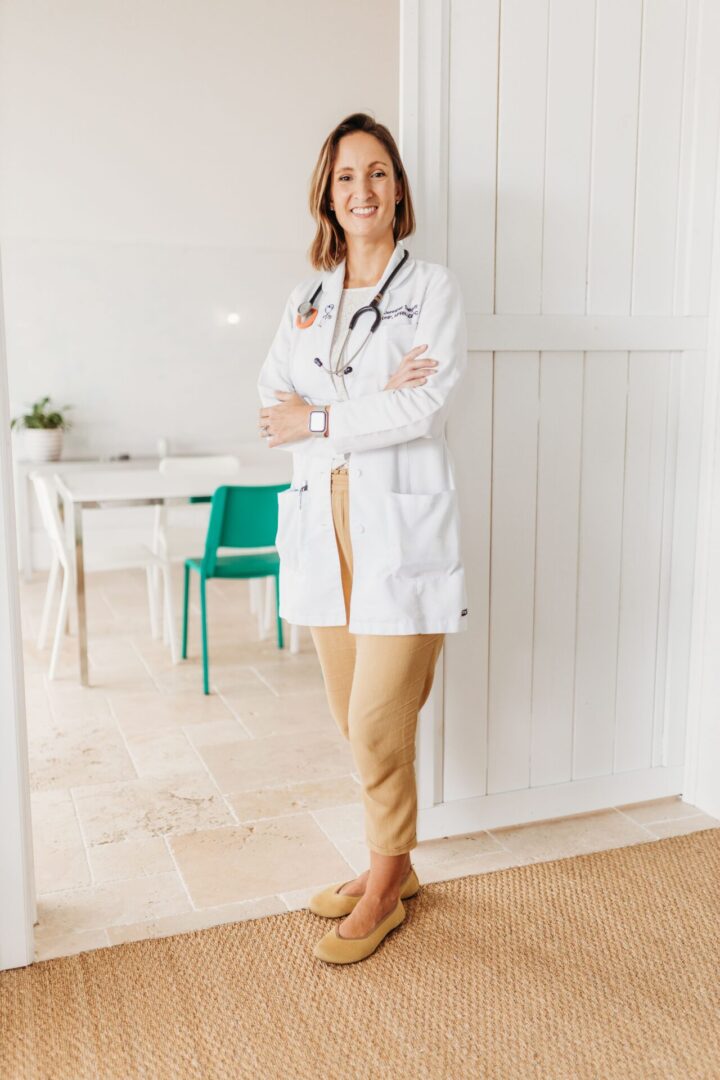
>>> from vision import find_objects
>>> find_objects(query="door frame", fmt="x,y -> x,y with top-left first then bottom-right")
0,247 -> 36,971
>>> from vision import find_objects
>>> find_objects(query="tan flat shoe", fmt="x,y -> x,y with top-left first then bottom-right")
308,866 -> 420,918
313,899 -> 406,965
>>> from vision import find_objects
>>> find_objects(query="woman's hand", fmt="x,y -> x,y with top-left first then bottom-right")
259,391 -> 312,448
384,345 -> 439,391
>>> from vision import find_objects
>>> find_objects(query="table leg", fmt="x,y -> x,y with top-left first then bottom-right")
74,502 -> 89,686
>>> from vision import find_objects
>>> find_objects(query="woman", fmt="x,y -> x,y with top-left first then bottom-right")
257,113 -> 468,964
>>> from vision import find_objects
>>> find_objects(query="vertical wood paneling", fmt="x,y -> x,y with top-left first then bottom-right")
632,0 -> 687,315
684,0 -> 720,315
443,351 -> 493,801
447,0 -> 499,312
495,0 -> 549,313
530,352 -> 583,786
614,353 -> 670,771
572,352 -> 628,779
487,353 -> 539,793
652,352 -> 682,766
662,351 -> 707,766
405,0 -> 720,829
542,0 -> 595,314
586,0 -> 642,314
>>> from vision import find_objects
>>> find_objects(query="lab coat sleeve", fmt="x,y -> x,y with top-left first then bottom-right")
256,287 -> 319,455
324,268 -> 467,454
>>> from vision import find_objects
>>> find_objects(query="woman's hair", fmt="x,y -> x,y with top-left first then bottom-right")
308,112 -> 416,271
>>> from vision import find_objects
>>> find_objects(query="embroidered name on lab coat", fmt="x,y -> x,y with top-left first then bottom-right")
382,303 -> 419,323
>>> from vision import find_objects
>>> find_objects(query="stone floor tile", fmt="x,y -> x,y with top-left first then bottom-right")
87,837 -> 175,883
643,814 -> 720,839
198,729 -> 354,794
108,690 -> 235,737
36,871 -> 192,933
169,816 -> 353,907
34,927 -> 110,962
412,831 -> 505,870
417,850 -> 532,884
72,775 -> 237,845
106,896 -> 287,946
488,808 -> 653,862
28,719 -> 137,792
223,689 -> 335,739
121,729 -> 208,780
229,775 -> 361,822
615,795 -> 703,825
182,717 -> 252,748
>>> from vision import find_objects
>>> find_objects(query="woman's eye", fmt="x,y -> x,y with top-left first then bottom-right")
372,171 -> 386,178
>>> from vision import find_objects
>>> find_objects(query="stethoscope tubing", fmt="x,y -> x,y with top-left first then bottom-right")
301,248 -> 411,393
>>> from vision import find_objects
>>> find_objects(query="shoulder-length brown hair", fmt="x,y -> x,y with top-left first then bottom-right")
308,113 -> 416,272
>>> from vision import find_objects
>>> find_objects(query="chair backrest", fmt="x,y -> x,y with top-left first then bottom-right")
203,484 -> 290,574
31,473 -> 71,570
159,455 -> 240,476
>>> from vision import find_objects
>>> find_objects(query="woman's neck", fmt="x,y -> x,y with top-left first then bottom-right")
343,233 -> 396,289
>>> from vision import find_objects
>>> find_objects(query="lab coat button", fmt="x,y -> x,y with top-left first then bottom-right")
357,524 -> 365,534
355,468 -> 363,478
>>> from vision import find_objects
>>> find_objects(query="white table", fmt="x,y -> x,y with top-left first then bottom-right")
54,465 -> 290,686
14,456 -> 160,580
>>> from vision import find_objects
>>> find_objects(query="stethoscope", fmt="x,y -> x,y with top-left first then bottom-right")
295,248 -> 410,396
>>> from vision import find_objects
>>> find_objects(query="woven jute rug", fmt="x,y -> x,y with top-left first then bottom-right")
2,828 -> 719,1080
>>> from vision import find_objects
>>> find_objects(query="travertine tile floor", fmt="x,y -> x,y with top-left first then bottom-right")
19,568 -> 719,962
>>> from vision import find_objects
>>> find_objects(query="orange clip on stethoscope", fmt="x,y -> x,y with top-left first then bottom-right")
295,249 -> 410,332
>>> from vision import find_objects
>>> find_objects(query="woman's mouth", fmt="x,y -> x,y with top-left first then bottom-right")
350,206 -> 378,217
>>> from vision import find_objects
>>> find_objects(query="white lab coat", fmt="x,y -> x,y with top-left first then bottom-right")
256,240 -> 469,635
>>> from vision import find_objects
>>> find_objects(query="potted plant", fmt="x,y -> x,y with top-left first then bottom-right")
10,396 -> 72,462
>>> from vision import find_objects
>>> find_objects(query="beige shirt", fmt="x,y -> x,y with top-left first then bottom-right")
329,285 -> 376,470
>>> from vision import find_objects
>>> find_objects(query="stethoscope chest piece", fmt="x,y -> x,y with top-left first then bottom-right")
296,283 -> 323,330
296,302 -> 318,330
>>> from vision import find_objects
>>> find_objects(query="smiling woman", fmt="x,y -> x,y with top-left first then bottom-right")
256,112 -> 468,966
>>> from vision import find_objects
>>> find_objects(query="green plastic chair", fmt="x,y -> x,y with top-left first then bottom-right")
181,483 -> 290,694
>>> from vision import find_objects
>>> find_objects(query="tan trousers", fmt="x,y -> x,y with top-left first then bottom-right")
310,468 -> 445,856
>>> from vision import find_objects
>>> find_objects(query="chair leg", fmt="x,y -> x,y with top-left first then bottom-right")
182,564 -> 190,659
146,566 -> 160,638
249,577 -> 260,614
256,582 -> 266,641
38,556 -> 60,649
274,573 -> 284,650
162,562 -> 179,664
200,574 -> 210,694
263,576 -> 275,638
49,567 -> 71,680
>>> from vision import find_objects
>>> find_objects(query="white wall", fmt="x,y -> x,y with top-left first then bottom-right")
0,0 -> 399,457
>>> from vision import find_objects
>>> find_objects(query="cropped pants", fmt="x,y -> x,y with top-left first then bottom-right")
309,467 -> 445,856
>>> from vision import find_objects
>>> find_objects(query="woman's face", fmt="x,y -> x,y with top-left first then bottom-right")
329,132 -> 402,242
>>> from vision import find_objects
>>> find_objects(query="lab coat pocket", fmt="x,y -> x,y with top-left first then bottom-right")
385,490 -> 461,579
275,487 -> 304,571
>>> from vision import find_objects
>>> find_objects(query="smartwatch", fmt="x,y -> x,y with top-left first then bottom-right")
308,407 -> 328,437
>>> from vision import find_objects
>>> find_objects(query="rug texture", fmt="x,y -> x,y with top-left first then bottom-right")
2,828 -> 719,1079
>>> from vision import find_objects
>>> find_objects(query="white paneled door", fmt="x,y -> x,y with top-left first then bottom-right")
402,0 -> 720,838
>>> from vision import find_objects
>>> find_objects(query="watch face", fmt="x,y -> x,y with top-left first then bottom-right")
309,409 -> 326,433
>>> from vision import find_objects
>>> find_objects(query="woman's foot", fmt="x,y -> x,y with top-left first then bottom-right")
337,869 -> 370,896
337,852 -> 409,897
337,890 -> 401,938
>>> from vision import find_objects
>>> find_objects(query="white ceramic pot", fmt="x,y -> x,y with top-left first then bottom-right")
20,428 -> 64,462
